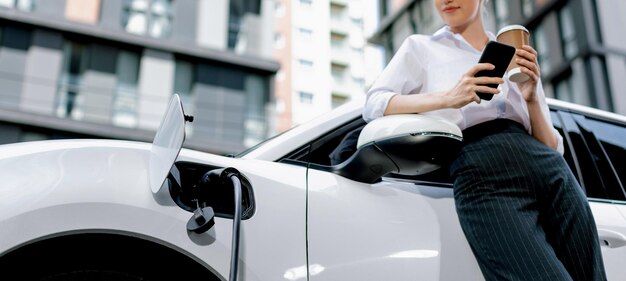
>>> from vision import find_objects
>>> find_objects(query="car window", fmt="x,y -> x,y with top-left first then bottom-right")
280,117 -> 366,166
577,116 -> 626,197
559,112 -> 626,201
551,111 -> 584,186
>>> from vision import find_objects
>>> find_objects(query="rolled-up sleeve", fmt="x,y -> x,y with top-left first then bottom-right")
362,36 -> 424,122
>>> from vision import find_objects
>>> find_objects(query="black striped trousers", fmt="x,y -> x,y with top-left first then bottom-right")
450,119 -> 607,281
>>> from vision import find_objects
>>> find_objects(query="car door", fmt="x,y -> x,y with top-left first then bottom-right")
552,110 -> 626,280
305,169 -> 482,281
284,117 -> 482,281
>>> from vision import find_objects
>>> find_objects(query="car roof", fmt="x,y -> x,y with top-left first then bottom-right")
242,96 -> 626,161
547,98 -> 626,125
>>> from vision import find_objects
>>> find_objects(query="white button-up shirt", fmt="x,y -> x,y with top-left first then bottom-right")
363,26 -> 563,153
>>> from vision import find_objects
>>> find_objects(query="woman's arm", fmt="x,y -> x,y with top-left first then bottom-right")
515,45 -> 559,150
384,63 -> 505,115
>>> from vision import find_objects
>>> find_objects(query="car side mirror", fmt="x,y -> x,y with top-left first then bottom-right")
316,114 -> 463,183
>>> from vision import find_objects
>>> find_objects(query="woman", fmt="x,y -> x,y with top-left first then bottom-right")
362,0 -> 607,280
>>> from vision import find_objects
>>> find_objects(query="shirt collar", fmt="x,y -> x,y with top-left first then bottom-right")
431,25 -> 497,42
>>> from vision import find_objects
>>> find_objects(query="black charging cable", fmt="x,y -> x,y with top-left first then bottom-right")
229,175 -> 242,281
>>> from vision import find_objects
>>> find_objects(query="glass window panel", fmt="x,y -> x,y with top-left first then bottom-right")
125,12 -> 147,35
299,91 -> 313,104
534,24 -> 551,74
573,116 -> 626,200
522,0 -> 534,18
174,60 -> 194,115
151,0 -> 169,15
332,94 -> 348,109
559,5 -> 578,59
113,51 -> 140,128
16,0 -> 33,11
494,0 -> 509,30
584,118 -> 626,191
149,16 -> 171,38
0,0 -> 15,8
57,42 -> 87,119
123,0 -> 171,38
555,77 -> 574,103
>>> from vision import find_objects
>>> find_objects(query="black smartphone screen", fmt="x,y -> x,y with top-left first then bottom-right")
474,41 -> 516,100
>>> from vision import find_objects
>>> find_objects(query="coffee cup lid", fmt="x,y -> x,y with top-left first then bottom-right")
497,25 -> 529,37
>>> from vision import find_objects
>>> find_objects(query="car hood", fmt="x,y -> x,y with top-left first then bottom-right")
0,139 -> 154,218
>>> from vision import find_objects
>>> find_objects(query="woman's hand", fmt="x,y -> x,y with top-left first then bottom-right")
515,45 -> 541,103
443,63 -> 504,108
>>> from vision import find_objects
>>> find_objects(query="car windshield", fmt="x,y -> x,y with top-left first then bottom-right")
234,124 -> 301,158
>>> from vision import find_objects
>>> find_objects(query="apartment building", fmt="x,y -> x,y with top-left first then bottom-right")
0,0 -> 279,155
369,0 -> 626,115
272,0 -> 383,129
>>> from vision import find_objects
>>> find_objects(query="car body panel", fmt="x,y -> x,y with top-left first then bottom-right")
590,201 -> 626,281
1,96 -> 626,280
307,171 -> 482,280
0,139 -> 308,281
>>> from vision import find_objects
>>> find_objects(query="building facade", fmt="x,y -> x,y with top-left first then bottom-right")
370,0 -> 626,116
272,0 -> 383,129
0,0 -> 279,155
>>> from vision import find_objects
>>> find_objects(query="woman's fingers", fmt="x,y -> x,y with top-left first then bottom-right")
516,45 -> 541,80
475,85 -> 500,95
473,76 -> 505,86
468,63 -> 496,76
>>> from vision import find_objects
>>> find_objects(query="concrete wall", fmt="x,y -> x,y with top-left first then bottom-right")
196,0 -> 229,50
171,1 -> 197,44
596,0 -> 626,115
81,44 -> 118,123
137,49 -> 174,130
20,30 -> 64,115
65,0 -> 100,24
0,26 -> 30,109
35,0 -> 66,18
100,0 -> 123,30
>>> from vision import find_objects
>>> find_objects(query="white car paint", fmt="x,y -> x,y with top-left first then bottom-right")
0,95 -> 625,281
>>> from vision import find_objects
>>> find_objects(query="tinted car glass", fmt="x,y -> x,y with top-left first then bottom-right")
579,117 -> 626,197
559,112 -> 626,201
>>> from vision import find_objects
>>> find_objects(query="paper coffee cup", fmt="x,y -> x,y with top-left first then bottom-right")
497,25 -> 530,83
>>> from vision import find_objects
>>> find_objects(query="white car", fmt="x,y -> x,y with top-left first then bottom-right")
1,94 -> 625,281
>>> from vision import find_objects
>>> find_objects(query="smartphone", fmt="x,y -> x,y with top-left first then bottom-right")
474,41 -> 516,100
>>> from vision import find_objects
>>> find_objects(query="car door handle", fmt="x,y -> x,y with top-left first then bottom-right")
598,229 -> 626,248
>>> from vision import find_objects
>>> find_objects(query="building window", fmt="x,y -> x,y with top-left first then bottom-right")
521,0 -> 534,18
417,0 -> 438,35
299,91 -> 314,104
554,61 -> 590,107
274,1 -> 285,17
112,51 -> 140,128
228,0 -> 262,50
122,0 -> 173,38
299,0 -> 312,7
0,0 -> 35,11
352,76 -> 365,88
298,59 -> 313,70
331,33 -> 345,49
172,59 -> 194,133
493,0 -> 509,30
351,17 -> 363,27
331,94 -> 347,109
534,24 -> 551,74
274,32 -> 285,49
298,27 -> 313,36
558,5 -> 578,59
331,65 -> 345,83
57,42 -> 86,119
351,46 -> 364,54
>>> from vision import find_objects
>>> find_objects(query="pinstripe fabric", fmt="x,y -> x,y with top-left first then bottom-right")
450,119 -> 607,281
